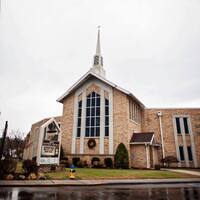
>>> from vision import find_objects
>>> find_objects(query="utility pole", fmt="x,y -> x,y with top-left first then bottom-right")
0,121 -> 8,160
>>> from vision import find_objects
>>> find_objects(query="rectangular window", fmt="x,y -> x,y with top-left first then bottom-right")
129,100 -> 141,123
77,128 -> 81,137
105,127 -> 109,137
187,146 -> 193,161
105,98 -> 109,137
176,118 -> 181,134
77,100 -> 82,137
183,117 -> 189,134
179,146 -> 185,161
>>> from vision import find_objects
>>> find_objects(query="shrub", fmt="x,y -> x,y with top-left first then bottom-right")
91,157 -> 101,168
50,165 -> 56,171
22,160 -> 38,177
114,143 -> 129,169
161,156 -> 178,168
104,158 -> 113,168
59,146 -> 65,161
62,157 -> 68,161
72,157 -> 80,167
77,160 -> 83,168
60,159 -> 70,168
0,159 -> 17,179
154,164 -> 160,170
91,157 -> 100,165
82,160 -> 88,168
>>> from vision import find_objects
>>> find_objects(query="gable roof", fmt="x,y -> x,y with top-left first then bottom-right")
57,70 -> 145,108
130,132 -> 154,144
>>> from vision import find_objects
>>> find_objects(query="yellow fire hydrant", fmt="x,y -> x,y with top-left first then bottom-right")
69,168 -> 76,179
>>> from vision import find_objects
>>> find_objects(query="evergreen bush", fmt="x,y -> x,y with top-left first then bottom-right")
72,157 -> 80,167
114,143 -> 129,169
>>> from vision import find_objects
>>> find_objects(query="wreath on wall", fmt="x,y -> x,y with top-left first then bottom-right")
87,138 -> 96,149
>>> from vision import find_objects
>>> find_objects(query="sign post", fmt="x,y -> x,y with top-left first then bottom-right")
0,121 -> 8,160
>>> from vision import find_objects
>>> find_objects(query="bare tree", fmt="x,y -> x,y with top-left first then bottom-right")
0,130 -> 25,160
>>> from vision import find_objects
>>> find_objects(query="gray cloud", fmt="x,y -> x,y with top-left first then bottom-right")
0,0 -> 200,133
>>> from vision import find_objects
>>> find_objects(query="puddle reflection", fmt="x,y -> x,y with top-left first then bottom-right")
0,185 -> 200,200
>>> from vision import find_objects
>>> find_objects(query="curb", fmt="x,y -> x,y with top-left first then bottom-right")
0,178 -> 200,187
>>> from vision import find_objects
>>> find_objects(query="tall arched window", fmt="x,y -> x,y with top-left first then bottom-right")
85,92 -> 100,137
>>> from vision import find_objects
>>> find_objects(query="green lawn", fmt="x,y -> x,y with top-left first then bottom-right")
45,168 -> 199,180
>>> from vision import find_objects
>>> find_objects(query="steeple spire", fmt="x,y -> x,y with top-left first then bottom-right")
92,26 -> 106,78
96,26 -> 101,55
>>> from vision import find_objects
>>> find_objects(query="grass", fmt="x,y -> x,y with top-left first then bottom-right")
45,168 -> 199,180
15,161 -> 23,173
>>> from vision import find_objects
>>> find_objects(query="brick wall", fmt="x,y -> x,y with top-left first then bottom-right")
143,108 -> 200,167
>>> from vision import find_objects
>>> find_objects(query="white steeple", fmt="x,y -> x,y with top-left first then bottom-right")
91,26 -> 106,78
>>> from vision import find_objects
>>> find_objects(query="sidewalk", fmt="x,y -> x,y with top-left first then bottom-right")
163,169 -> 200,177
0,178 -> 200,187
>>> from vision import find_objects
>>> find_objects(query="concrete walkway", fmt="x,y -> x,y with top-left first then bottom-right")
163,169 -> 200,177
0,178 -> 200,187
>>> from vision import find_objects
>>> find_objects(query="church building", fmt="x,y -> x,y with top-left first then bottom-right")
23,29 -> 200,168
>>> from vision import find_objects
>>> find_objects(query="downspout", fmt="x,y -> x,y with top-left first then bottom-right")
157,111 -> 165,159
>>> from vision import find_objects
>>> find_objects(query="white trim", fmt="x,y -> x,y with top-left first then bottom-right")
172,116 -> 181,167
36,118 -> 62,166
130,142 -> 151,145
71,95 -> 78,154
158,112 -> 165,159
145,144 -> 150,168
129,119 -> 141,125
80,91 -> 86,154
57,70 -> 144,108
187,117 -> 198,167
99,89 -> 105,154
73,79 -> 113,154
150,134 -> 155,145
109,90 -> 114,155
180,117 -> 190,167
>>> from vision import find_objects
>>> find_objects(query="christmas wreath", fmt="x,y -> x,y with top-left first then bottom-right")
87,138 -> 96,148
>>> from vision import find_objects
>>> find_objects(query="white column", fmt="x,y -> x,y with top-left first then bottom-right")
172,117 -> 181,167
80,91 -> 86,154
180,118 -> 189,167
109,91 -> 113,155
100,89 -> 105,154
187,117 -> 198,168
71,95 -> 78,154
145,144 -> 150,168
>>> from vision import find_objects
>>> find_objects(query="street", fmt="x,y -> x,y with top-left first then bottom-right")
0,183 -> 200,200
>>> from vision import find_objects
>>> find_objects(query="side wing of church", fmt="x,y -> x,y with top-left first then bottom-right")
23,29 -> 200,168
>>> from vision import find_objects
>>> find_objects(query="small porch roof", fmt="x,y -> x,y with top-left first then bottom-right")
130,132 -> 154,145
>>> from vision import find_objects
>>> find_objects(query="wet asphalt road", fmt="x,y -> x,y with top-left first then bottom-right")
0,183 -> 200,200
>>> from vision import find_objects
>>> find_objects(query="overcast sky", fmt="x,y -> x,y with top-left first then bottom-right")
0,0 -> 200,134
